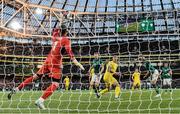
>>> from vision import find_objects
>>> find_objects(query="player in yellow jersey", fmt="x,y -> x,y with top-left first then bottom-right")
63,76 -> 70,91
131,68 -> 141,90
99,55 -> 121,99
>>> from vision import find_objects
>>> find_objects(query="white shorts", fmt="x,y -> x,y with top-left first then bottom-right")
91,74 -> 100,84
163,78 -> 172,86
151,69 -> 159,82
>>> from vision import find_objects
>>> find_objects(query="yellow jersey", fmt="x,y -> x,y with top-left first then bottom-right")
64,77 -> 70,84
106,61 -> 118,74
132,72 -> 140,82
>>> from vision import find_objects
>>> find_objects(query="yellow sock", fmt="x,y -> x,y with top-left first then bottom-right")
132,86 -> 134,90
100,88 -> 109,95
115,86 -> 120,97
66,86 -> 69,91
89,86 -> 93,95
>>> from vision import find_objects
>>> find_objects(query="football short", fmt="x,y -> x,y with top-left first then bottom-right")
163,78 -> 172,86
151,69 -> 159,82
65,82 -> 70,86
103,72 -> 118,87
37,61 -> 62,80
91,74 -> 100,84
133,81 -> 141,87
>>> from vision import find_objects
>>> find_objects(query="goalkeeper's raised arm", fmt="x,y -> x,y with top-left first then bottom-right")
61,25 -> 84,71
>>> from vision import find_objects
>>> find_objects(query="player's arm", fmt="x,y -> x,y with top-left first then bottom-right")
169,69 -> 173,76
143,71 -> 149,78
72,58 -> 84,70
89,74 -> 91,82
159,69 -> 162,75
88,67 -> 92,81
132,73 -> 134,81
64,38 -> 85,70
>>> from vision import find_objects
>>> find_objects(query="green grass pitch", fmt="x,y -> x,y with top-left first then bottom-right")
0,89 -> 180,113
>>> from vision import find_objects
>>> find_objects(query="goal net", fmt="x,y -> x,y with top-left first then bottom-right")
0,2 -> 180,114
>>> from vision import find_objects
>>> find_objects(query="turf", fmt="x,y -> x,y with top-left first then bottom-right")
0,89 -> 180,113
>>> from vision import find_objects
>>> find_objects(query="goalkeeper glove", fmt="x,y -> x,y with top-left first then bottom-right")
72,59 -> 85,71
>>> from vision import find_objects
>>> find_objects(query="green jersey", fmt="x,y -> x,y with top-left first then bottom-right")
92,58 -> 103,74
161,67 -> 171,79
144,61 -> 156,73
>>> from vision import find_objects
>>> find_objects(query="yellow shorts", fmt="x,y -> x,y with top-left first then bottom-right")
133,81 -> 141,87
65,83 -> 70,87
103,72 -> 118,87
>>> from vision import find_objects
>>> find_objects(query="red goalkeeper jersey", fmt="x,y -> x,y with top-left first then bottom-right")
45,36 -> 74,68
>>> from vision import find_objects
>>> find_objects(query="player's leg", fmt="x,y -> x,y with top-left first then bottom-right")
132,82 -> 137,90
151,80 -> 160,95
18,64 -> 49,90
90,75 -> 95,95
132,81 -> 141,90
163,79 -> 168,93
7,65 -> 48,100
7,74 -> 40,100
65,83 -> 69,91
151,70 -> 160,97
99,74 -> 110,96
167,78 -> 172,93
137,82 -> 141,90
36,81 -> 59,109
35,68 -> 61,109
17,74 -> 40,90
111,77 -> 121,98
100,82 -> 110,95
93,75 -> 100,96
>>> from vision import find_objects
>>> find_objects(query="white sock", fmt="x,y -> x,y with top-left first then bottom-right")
15,87 -> 19,92
39,97 -> 44,102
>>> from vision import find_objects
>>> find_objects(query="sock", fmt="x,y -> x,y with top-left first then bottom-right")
89,85 -> 93,94
38,97 -> 45,102
100,88 -> 109,95
164,85 -> 168,92
168,85 -> 172,92
155,84 -> 160,94
93,84 -> 99,94
115,86 -> 121,97
66,86 -> 68,90
65,85 -> 69,91
169,89 -> 172,92
41,83 -> 58,100
132,85 -> 134,90
18,76 -> 34,90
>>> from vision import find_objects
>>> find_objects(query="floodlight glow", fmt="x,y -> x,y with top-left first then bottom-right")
35,8 -> 43,15
10,20 -> 22,30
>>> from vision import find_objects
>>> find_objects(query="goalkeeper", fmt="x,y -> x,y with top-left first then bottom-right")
7,25 -> 85,109
89,52 -> 104,97
160,62 -> 172,94
99,55 -> 121,99
140,55 -> 161,97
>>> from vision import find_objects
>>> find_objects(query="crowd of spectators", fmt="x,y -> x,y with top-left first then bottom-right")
0,39 -> 179,56
0,39 -> 179,91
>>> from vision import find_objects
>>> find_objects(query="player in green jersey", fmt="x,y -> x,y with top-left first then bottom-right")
139,55 -> 161,97
89,52 -> 104,97
160,62 -> 172,94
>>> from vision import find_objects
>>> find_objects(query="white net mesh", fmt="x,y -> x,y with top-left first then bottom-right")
0,2 -> 180,113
